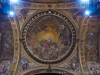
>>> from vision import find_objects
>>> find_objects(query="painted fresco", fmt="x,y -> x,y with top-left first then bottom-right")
0,60 -> 11,75
0,16 -> 13,59
70,9 -> 83,29
2,31 -> 13,49
19,59 -> 29,70
86,32 -> 96,49
0,15 -> 14,59
20,9 -> 28,20
26,15 -> 72,60
66,58 -> 79,71
69,58 -> 79,71
88,61 -> 100,75
18,50 -> 39,72
60,52 -> 80,72
0,15 -> 13,75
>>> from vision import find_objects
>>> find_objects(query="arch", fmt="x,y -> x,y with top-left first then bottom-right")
8,16 -> 20,75
17,67 -> 76,75
79,16 -> 90,74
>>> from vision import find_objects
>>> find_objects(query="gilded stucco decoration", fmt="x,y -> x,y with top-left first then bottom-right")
2,0 -> 99,74
79,15 -> 100,75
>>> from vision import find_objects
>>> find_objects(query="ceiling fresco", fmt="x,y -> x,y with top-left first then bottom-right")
0,15 -> 14,59
22,11 -> 77,64
26,15 -> 72,60
0,0 -> 100,74
86,32 -> 97,50
0,15 -> 14,75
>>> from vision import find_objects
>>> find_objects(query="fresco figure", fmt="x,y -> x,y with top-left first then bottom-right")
26,15 -> 72,60
88,61 -> 100,75
69,59 -> 79,71
21,59 -> 29,70
2,32 -> 13,49
86,32 -> 96,49
0,60 -> 10,75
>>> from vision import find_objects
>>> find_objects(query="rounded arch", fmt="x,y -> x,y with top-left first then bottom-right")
17,67 -> 77,75
79,16 -> 90,74
8,15 -> 20,75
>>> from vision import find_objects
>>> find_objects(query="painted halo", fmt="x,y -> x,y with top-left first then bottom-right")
22,11 -> 76,64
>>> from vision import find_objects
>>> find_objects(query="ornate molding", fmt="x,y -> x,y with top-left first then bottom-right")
79,16 -> 90,75
14,1 -> 85,10
21,10 -> 77,65
17,67 -> 76,75
8,16 -> 20,75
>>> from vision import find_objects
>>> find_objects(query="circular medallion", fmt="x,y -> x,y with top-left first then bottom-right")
22,11 -> 76,64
